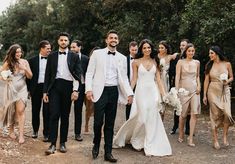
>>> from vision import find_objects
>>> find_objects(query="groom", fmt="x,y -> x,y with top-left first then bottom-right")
86,30 -> 133,163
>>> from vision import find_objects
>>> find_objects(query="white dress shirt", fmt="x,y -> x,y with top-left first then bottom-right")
104,51 -> 118,86
38,54 -> 47,83
56,49 -> 73,81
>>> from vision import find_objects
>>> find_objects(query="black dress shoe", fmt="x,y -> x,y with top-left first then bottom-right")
32,132 -> 38,138
92,145 -> 99,159
43,136 -> 50,142
169,129 -> 176,135
104,153 -> 117,163
75,134 -> 83,141
59,143 -> 67,153
45,145 -> 56,155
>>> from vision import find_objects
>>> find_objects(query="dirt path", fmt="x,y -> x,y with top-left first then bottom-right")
1,101 -> 235,164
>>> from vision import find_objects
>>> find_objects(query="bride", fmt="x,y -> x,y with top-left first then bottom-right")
113,39 -> 172,156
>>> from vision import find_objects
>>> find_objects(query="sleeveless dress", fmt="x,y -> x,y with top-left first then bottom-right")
159,57 -> 170,92
178,60 -> 201,117
0,70 -> 28,128
113,64 -> 172,156
207,63 -> 233,128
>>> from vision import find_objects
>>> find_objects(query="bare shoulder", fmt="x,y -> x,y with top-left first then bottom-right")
19,59 -> 29,64
177,59 -> 183,65
193,59 -> 200,65
1,62 -> 9,71
225,61 -> 232,68
133,59 -> 140,67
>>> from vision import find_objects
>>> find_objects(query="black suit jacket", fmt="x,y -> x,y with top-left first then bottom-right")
127,55 -> 131,81
27,55 -> 40,95
169,53 -> 180,88
80,54 -> 89,79
43,51 -> 82,94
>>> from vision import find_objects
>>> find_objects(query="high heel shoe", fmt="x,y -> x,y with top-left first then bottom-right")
178,138 -> 183,143
213,142 -> 220,150
187,137 -> 195,147
224,141 -> 229,147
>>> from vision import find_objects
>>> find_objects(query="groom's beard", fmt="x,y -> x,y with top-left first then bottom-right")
108,42 -> 118,48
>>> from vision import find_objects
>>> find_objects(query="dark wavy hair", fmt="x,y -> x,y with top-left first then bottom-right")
181,43 -> 195,59
205,45 -> 227,74
3,44 -> 22,73
136,39 -> 159,68
158,40 -> 172,54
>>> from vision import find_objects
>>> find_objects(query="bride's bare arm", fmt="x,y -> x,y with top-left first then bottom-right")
130,60 -> 138,90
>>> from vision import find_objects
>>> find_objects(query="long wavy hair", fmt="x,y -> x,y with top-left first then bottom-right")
3,44 -> 22,73
205,45 -> 227,74
136,39 -> 159,68
158,40 -> 172,55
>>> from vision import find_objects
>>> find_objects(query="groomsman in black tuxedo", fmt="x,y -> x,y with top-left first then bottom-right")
27,40 -> 51,141
169,39 -> 190,135
70,40 -> 89,141
126,41 -> 138,120
43,32 -> 82,155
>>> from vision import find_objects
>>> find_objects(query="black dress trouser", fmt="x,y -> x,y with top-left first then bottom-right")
48,79 -> 73,145
31,83 -> 50,137
93,86 -> 118,154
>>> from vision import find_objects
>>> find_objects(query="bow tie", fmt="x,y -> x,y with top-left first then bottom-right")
59,51 -> 66,55
108,51 -> 116,56
130,57 -> 134,60
41,56 -> 47,59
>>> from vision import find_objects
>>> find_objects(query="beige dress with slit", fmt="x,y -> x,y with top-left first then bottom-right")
178,60 -> 201,117
207,63 -> 233,129
0,70 -> 28,128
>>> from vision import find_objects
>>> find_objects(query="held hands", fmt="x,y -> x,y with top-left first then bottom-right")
127,95 -> 133,105
71,91 -> 79,101
86,91 -> 94,101
43,93 -> 49,103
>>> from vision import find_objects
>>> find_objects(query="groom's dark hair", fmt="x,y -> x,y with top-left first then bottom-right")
106,30 -> 118,38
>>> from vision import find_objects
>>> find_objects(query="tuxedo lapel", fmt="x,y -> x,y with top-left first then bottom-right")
53,52 -> 59,73
35,56 -> 40,76
127,55 -> 130,80
67,51 -> 72,68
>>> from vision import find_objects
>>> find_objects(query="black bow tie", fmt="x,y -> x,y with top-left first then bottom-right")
108,51 -> 116,56
130,57 -> 134,60
59,51 -> 66,55
41,56 -> 47,59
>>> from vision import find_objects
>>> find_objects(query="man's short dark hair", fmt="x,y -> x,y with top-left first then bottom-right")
57,32 -> 70,40
129,41 -> 138,48
106,29 -> 118,38
39,40 -> 50,49
180,39 -> 190,43
71,40 -> 82,47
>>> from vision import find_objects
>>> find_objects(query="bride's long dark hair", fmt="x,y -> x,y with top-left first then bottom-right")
136,39 -> 159,68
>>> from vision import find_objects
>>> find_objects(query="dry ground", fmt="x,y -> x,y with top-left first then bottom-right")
0,101 -> 235,164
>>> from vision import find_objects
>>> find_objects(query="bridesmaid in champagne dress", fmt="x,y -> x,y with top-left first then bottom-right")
203,45 -> 233,149
157,40 -> 176,120
0,44 -> 32,143
175,43 -> 201,147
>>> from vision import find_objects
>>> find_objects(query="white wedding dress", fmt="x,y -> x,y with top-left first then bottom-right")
113,64 -> 172,156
